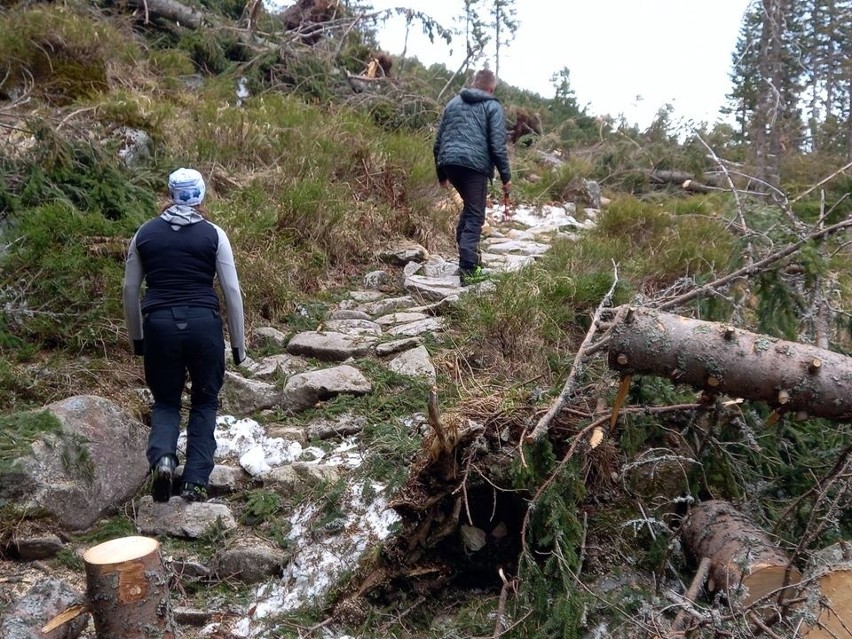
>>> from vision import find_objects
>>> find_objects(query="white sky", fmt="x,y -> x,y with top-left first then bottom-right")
367,0 -> 752,128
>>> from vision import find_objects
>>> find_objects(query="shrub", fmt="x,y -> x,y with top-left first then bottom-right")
0,202 -> 139,351
0,5 -> 137,104
1,121 -> 156,219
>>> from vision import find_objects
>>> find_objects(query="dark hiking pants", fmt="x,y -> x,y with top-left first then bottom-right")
143,306 -> 224,487
444,165 -> 489,273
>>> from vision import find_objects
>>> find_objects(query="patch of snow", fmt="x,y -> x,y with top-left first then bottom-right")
178,415 -> 315,476
231,481 -> 400,637
488,202 -> 583,230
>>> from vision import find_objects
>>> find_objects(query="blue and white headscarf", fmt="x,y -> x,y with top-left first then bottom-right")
168,168 -> 206,206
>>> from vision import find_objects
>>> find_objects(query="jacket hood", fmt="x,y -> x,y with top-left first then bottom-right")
460,88 -> 498,104
161,205 -> 205,228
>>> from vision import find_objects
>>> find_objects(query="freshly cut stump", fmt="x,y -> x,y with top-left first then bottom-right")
800,541 -> 852,638
83,536 -> 175,639
680,500 -> 801,608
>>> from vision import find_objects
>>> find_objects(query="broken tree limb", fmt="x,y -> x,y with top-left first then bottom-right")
671,556 -> 712,632
526,264 -> 619,442
82,536 -> 175,639
680,500 -> 801,608
607,307 -> 852,421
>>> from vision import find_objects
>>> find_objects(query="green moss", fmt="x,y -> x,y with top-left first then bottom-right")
0,410 -> 62,472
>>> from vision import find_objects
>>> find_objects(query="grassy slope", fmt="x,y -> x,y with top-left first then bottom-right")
1,2 -> 851,637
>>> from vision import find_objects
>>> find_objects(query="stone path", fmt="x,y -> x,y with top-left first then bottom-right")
3,201 -> 599,639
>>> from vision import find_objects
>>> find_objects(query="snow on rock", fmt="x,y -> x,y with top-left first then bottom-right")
487,202 -> 583,230
231,481 -> 400,638
179,416 -> 309,477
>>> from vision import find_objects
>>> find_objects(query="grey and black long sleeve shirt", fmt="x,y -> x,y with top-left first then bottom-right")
122,205 -> 246,362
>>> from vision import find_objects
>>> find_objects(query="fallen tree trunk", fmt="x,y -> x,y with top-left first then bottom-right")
607,307 -> 852,421
796,541 -> 852,638
131,0 -> 205,28
646,170 -> 723,188
83,536 -> 175,639
680,500 -> 800,608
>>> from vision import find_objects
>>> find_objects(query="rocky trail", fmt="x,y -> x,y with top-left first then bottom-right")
0,200 -> 599,639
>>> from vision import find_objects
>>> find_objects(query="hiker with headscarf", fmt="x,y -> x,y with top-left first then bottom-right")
434,68 -> 512,286
123,168 -> 246,503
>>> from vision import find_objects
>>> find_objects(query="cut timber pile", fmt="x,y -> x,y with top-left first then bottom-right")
798,541 -> 852,638
680,500 -> 800,608
83,536 -> 175,639
608,307 -> 852,420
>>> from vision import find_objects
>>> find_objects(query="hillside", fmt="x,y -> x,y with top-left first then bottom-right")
1,1 -> 851,638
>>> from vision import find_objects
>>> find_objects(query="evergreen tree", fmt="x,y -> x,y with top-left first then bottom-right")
489,0 -> 517,79
727,0 -> 851,164
456,0 -> 490,74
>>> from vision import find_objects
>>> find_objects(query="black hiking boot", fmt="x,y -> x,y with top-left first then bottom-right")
179,482 -> 208,503
151,455 -> 177,503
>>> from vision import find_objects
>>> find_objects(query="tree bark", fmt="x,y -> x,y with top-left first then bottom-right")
797,541 -> 852,638
131,0 -> 205,28
607,307 -> 852,421
82,536 -> 175,639
680,500 -> 800,607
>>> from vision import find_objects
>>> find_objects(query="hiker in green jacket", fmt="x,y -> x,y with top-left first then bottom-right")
434,68 -> 512,286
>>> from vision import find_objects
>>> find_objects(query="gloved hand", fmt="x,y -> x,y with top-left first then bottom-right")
133,339 -> 144,356
232,347 -> 246,365
502,181 -> 512,196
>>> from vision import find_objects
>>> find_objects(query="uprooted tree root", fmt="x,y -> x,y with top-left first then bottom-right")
335,390 -> 534,619
332,383 -> 632,630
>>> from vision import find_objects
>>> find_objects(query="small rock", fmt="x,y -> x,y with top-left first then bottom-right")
364,270 -> 392,290
403,261 -> 423,277
322,319 -> 383,337
170,559 -> 211,580
173,607 -> 215,626
136,496 -> 238,539
349,290 -> 384,303
328,309 -> 372,321
212,539 -> 286,584
379,242 -> 429,265
286,331 -> 377,362
376,337 -> 422,357
265,424 -> 309,445
387,346 -> 436,384
281,365 -> 372,412
459,524 -> 487,551
13,534 -> 63,560
387,317 -> 445,338
252,326 -> 288,347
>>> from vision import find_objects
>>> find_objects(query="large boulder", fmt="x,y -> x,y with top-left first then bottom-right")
1,395 -> 148,530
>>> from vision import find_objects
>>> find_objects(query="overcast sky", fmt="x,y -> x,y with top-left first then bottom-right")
367,0 -> 752,128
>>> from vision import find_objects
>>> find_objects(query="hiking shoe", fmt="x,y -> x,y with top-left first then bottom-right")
151,455 -> 177,503
460,265 -> 488,287
179,482 -> 208,503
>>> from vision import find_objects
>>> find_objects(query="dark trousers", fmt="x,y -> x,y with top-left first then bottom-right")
143,306 -> 224,487
443,165 -> 489,272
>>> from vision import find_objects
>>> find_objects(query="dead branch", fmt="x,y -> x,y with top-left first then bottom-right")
526,262 -> 619,442
671,556 -> 711,632
656,215 -> 852,311
696,134 -> 753,265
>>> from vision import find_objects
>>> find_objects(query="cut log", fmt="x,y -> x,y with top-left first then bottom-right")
82,536 -> 175,639
798,541 -> 852,638
680,500 -> 800,608
607,307 -> 852,421
131,0 -> 205,28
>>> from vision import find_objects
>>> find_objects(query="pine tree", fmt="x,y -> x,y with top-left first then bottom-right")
489,0 -> 517,79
